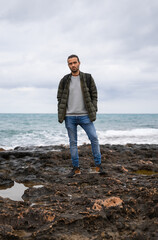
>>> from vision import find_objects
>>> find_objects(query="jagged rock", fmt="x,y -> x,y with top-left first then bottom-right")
0,144 -> 158,239
92,197 -> 123,211
0,148 -> 5,152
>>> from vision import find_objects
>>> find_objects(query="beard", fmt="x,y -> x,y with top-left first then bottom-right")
71,67 -> 78,73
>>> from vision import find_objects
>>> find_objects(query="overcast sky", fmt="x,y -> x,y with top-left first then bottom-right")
0,0 -> 158,113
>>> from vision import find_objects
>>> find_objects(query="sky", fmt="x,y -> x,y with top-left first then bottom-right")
0,0 -> 158,114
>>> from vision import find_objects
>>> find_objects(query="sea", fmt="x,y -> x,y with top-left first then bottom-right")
0,113 -> 158,150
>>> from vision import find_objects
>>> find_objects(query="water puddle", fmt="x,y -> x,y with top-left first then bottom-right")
0,182 -> 28,201
24,183 -> 44,188
30,201 -> 49,207
0,182 -> 44,201
133,170 -> 158,175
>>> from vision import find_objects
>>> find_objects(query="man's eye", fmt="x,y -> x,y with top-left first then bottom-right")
69,61 -> 77,65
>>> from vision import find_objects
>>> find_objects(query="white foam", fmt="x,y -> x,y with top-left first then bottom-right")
97,128 -> 158,144
1,128 -> 158,149
105,128 -> 158,137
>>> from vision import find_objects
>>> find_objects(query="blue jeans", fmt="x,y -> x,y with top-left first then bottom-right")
65,115 -> 101,167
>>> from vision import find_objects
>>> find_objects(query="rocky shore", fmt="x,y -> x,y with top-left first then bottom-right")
0,144 -> 158,240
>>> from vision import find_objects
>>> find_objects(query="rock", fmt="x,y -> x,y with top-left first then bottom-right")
0,148 -> 5,152
0,144 -> 158,239
0,175 -> 14,188
0,224 -> 13,235
92,197 -> 123,211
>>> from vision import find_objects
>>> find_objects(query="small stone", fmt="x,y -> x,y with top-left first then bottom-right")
101,231 -> 106,238
0,148 -> 5,151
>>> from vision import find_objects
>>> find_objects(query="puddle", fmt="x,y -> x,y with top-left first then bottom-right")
132,178 -> 137,181
30,201 -> 49,207
0,182 -> 44,201
133,170 -> 158,175
24,183 -> 44,188
0,182 -> 28,201
68,194 -> 72,199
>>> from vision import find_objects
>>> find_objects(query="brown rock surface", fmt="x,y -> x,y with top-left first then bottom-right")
0,148 -> 5,152
92,197 -> 123,211
0,144 -> 158,239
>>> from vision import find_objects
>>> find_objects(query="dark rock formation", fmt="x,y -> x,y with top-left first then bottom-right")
0,144 -> 158,239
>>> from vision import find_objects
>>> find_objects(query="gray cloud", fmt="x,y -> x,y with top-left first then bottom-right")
0,0 -> 158,113
0,0 -> 65,22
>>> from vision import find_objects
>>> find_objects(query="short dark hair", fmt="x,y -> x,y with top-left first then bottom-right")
67,54 -> 80,62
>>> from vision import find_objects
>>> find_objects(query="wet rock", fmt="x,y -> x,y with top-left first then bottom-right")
0,224 -> 13,235
0,144 -> 158,239
0,175 -> 14,188
0,148 -> 5,152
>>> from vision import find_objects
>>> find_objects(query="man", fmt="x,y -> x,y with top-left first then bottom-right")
57,54 -> 105,177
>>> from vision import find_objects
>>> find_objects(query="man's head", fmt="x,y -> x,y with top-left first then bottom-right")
67,54 -> 80,76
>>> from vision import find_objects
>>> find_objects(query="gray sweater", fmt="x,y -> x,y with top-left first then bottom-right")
66,75 -> 88,116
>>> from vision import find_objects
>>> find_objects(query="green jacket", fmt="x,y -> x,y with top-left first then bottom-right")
57,71 -> 98,123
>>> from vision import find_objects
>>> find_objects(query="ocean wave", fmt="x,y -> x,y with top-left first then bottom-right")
0,130 -> 68,150
97,128 -> 158,145
0,128 -> 158,150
